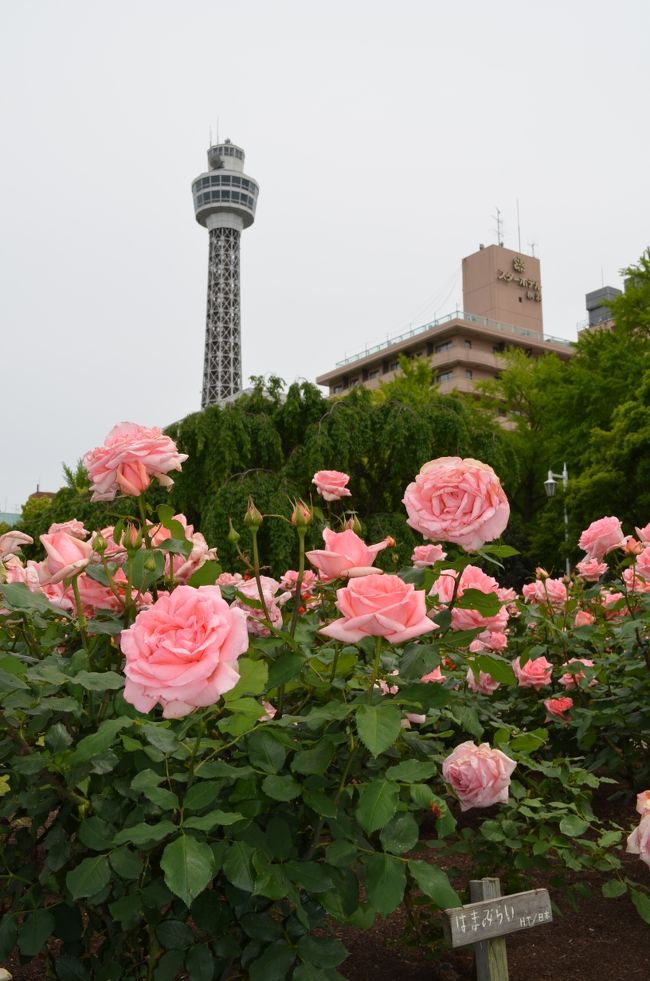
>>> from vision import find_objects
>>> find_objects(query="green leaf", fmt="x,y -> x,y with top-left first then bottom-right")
249,941 -> 296,981
156,919 -> 194,950
408,860 -> 460,908
559,815 -> 590,837
141,723 -> 180,754
188,560 -> 222,587
227,657 -> 268,697
296,935 -> 348,969
109,846 -> 143,880
449,704 -> 484,740
183,780 -> 221,811
356,780 -> 399,834
630,888 -> 650,924
184,810 -> 244,830
247,729 -> 287,774
223,841 -> 256,892
386,760 -> 436,782
602,880 -> 627,898
291,740 -> 335,776
154,950 -> 185,981
131,768 -> 164,791
66,855 -> 111,900
364,854 -> 406,915
0,581 -> 58,613
54,954 -> 90,981
262,774 -> 302,801
160,835 -> 215,907
68,717 -> 132,764
476,654 -> 516,686
113,820 -> 177,847
185,943 -> 215,981
0,914 -> 18,960
18,909 -> 55,956
267,652 -> 304,688
455,588 -> 502,615
379,813 -> 420,855
71,671 -> 124,691
356,704 -> 402,757
108,894 -> 142,926
45,722 -> 73,754
78,817 -> 114,852
144,786 -> 180,809
285,861 -> 334,893
302,789 -> 338,818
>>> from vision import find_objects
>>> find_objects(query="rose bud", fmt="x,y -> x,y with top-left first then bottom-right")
291,500 -> 312,527
244,498 -> 263,529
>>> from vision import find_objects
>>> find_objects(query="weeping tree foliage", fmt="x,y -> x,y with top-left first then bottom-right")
165,370 -> 516,575
16,368 -> 517,577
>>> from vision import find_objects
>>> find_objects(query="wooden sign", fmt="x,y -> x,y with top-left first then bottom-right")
443,878 -> 553,981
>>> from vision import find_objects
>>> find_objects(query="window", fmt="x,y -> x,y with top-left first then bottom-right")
333,384 -> 343,394
464,339 -> 472,349
437,370 -> 453,383
465,369 -> 473,379
435,341 -> 452,353
369,369 -> 380,379
493,342 -> 505,354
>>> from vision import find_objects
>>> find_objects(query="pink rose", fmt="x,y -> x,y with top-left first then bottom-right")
319,573 -> 437,645
512,655 -> 553,688
602,590 -> 628,619
558,658 -> 596,688
279,569 -> 318,596
150,514 -> 217,583
306,528 -> 389,581
466,668 -> 500,695
544,696 -> 573,721
83,421 -> 188,502
4,557 -> 42,592
469,630 -> 508,653
120,584 -> 248,718
636,791 -> 650,817
403,457 -> 509,551
442,740 -> 516,811
575,557 -> 608,582
232,576 -> 287,637
421,666 -> 445,684
0,531 -> 33,561
522,578 -> 567,609
578,516 -> 624,560
636,549 -> 650,579
39,530 -> 93,584
430,565 -> 508,634
635,523 -> 650,544
627,815 -> 650,868
574,610 -> 595,627
216,572 -> 244,588
411,544 -> 447,567
259,701 -> 277,722
47,520 -> 89,539
312,470 -> 352,502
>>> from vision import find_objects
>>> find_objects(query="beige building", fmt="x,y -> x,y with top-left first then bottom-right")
316,245 -> 574,396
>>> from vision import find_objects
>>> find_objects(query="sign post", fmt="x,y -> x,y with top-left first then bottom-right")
443,877 -> 553,981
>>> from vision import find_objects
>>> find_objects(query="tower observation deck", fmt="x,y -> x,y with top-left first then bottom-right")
192,140 -> 259,406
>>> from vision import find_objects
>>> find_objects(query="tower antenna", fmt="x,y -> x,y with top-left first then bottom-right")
493,207 -> 504,247
528,241 -> 537,257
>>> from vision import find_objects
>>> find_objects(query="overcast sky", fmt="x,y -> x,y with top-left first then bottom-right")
2,0 -> 649,512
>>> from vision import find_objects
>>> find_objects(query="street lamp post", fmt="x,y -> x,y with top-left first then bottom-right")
544,463 -> 570,576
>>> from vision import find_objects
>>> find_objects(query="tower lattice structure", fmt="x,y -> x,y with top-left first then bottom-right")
192,140 -> 259,407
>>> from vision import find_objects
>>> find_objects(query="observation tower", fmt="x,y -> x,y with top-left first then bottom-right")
191,140 -> 259,406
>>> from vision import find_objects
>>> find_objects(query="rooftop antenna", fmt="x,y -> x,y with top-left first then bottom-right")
528,241 -> 537,257
209,124 -> 212,147
493,207 -> 504,246
216,116 -> 220,146
516,198 -> 522,253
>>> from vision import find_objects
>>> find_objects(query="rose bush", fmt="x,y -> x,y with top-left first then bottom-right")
1,442 -> 649,980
